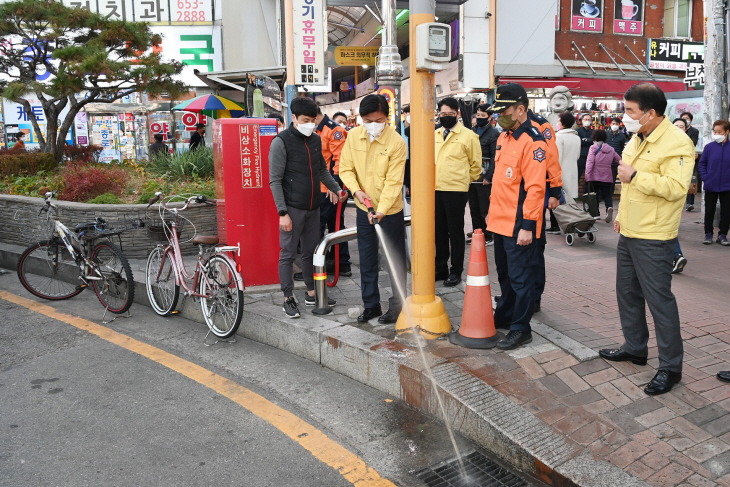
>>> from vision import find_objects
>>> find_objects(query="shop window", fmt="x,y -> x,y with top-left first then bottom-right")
664,0 -> 692,39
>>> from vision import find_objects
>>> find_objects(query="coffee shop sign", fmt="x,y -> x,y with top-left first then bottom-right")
571,0 -> 644,35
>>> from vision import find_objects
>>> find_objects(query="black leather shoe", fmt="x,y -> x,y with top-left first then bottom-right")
378,309 -> 400,324
494,295 -> 501,303
444,274 -> 462,287
598,348 -> 648,366
435,271 -> 449,281
718,371 -> 730,383
339,264 -> 352,277
497,330 -> 532,350
358,305 -> 383,322
293,272 -> 304,281
533,300 -> 541,313
644,370 -> 682,395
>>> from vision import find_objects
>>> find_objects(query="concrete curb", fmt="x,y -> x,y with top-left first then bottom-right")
0,245 -> 646,487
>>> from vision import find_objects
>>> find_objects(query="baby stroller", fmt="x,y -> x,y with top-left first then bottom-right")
552,191 -> 598,246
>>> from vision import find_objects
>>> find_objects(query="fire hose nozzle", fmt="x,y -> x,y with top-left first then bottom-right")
363,197 -> 379,224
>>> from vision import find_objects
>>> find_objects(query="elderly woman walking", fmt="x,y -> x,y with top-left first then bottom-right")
585,129 -> 621,223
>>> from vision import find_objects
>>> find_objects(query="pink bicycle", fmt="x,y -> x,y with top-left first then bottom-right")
144,193 -> 244,340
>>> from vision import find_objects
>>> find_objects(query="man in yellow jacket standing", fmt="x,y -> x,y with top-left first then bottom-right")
434,97 -> 482,287
599,83 -> 695,396
339,94 -> 408,324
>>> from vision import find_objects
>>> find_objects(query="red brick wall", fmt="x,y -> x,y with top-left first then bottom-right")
556,0 -> 704,69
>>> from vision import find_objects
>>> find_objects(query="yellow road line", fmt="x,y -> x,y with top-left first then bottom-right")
0,290 -> 396,487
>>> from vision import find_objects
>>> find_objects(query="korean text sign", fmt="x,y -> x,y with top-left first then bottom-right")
613,0 -> 643,36
647,39 -> 704,71
240,124 -> 262,189
293,0 -> 326,85
571,0 -> 603,33
60,0 -> 212,25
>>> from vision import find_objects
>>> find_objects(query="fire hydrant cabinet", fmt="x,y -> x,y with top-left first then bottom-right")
214,118 -> 280,286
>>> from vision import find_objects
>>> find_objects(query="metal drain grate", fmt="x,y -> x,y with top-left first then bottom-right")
416,451 -> 529,487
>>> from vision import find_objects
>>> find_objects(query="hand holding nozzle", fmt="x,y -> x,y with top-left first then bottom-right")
364,197 -> 380,225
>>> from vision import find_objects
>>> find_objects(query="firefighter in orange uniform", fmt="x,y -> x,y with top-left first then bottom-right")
487,83 -> 548,350
528,109 -> 563,313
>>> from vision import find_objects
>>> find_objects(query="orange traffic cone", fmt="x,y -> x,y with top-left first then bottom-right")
449,229 -> 502,349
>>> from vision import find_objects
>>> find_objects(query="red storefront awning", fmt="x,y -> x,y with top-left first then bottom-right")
498,77 -> 691,98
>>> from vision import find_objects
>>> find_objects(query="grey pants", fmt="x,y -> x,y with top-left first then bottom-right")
616,235 -> 683,373
279,205 -> 320,297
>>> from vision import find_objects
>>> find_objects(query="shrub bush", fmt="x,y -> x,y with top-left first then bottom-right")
0,151 -> 58,176
87,193 -> 122,204
64,144 -> 103,163
59,161 -> 130,202
0,171 -> 64,197
146,146 -> 214,179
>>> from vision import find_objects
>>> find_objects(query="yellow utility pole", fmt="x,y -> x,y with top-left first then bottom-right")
396,0 -> 451,339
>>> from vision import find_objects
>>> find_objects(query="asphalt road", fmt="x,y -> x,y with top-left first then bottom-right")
0,269 -> 534,487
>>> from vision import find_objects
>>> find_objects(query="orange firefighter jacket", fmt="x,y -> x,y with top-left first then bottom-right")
318,115 -> 347,192
528,110 -> 563,198
486,120 -> 549,238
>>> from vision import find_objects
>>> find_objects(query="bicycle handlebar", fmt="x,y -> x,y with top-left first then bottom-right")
148,193 -> 216,212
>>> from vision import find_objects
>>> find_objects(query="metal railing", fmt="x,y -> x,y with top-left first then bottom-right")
311,216 -> 411,315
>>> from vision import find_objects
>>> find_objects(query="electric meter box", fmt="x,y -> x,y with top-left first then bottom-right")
213,118 -> 280,286
415,23 -> 451,72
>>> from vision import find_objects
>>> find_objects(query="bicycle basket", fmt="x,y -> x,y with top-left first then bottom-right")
145,210 -> 185,242
14,206 -> 58,244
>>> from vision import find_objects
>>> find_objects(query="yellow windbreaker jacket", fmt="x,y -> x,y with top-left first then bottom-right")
339,125 -> 407,216
435,123 -> 482,192
617,117 -> 695,240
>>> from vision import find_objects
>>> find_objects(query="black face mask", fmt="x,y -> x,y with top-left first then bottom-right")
440,116 -> 457,129
476,118 -> 490,127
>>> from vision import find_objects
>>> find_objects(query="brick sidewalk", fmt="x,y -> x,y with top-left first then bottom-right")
248,204 -> 730,487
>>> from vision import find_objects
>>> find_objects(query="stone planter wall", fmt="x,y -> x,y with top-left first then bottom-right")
0,194 -> 218,258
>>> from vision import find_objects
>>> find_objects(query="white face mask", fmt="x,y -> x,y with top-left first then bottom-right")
611,124 -> 619,132
622,111 -> 649,133
364,122 -> 385,139
339,123 -> 347,130
406,115 -> 411,124
712,133 -> 727,143
295,122 -> 316,137
582,121 -> 591,128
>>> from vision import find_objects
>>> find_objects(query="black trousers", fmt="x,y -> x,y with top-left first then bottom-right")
590,181 -> 614,210
319,190 -> 351,265
493,234 -> 540,332
356,208 -> 406,311
705,191 -> 730,235
468,183 -> 492,240
435,190 -> 469,276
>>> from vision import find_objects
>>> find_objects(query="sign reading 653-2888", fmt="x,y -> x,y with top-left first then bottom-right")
172,0 -> 213,24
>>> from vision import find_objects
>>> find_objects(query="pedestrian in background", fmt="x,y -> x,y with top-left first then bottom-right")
681,112 -> 700,212
434,97 -> 482,287
148,133 -> 167,158
269,97 -> 346,319
189,123 -> 206,151
699,119 -> 730,246
600,83 -> 695,396
9,132 -> 26,152
339,94 -> 408,325
269,113 -> 285,132
606,117 -> 627,156
549,112 -> 580,234
469,103 -> 499,245
576,113 -> 595,195
585,129 -> 620,223
487,83 -> 548,351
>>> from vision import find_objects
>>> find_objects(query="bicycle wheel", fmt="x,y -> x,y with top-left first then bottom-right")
17,239 -> 85,300
91,241 -> 134,314
145,246 -> 179,316
199,255 -> 243,338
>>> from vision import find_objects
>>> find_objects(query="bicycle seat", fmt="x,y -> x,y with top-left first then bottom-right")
192,235 -> 219,245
